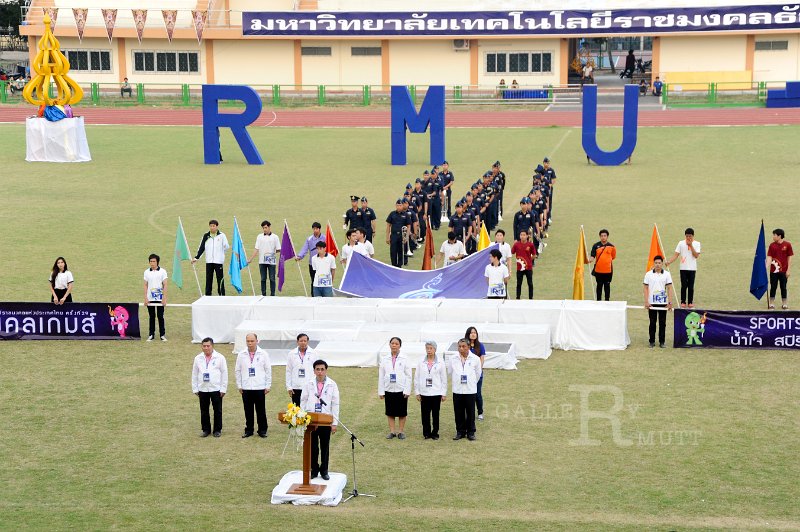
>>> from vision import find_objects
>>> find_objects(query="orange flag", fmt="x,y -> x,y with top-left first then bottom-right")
325,222 -> 339,258
422,217 -> 435,270
646,223 -> 665,271
572,226 -> 589,300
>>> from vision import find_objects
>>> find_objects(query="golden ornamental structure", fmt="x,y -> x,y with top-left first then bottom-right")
23,14 -> 83,107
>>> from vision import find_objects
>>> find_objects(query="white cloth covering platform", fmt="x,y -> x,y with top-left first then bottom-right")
418,322 -> 551,360
192,296 -> 263,343
26,116 -> 92,162
271,470 -> 347,506
380,341 -> 518,370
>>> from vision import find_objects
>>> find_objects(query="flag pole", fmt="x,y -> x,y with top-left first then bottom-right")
235,217 -> 257,296
583,225 -> 594,301
654,222 -> 679,305
287,220 -> 308,297
180,216 -> 203,298
762,219 -> 770,310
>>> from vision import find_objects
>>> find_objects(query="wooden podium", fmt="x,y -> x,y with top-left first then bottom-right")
277,411 -> 334,496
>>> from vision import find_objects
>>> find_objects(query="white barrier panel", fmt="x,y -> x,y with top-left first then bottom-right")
312,298 -> 380,321
441,343 -> 519,370
233,319 -> 310,350
375,299 -> 440,323
312,340 -> 382,367
251,297 -> 315,322
559,300 -> 629,350
192,296 -> 263,343
354,322 -> 429,344
480,323 -> 552,359
376,342 -> 446,367
435,299 -> 502,323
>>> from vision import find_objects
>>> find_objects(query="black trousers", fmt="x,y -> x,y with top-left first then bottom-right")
390,234 -> 404,267
307,264 -> 316,296
291,389 -> 302,407
594,272 -> 612,301
52,288 -> 73,303
453,393 -> 476,436
147,304 -> 165,337
198,391 -> 223,433
770,272 -> 788,299
241,389 -> 268,435
445,189 -> 453,217
259,264 -> 277,296
431,198 -> 442,229
648,308 -> 667,344
679,270 -> 696,304
516,270 -> 533,299
311,426 -> 332,475
204,263 -> 225,295
420,395 -> 442,438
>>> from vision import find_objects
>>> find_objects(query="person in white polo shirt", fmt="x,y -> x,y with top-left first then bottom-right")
439,231 -> 466,267
299,360 -> 339,480
449,338 -> 482,441
191,337 -> 228,437
49,256 -> 74,304
143,253 -> 168,342
311,241 -> 336,297
643,255 -> 674,348
286,333 -> 316,406
485,249 -> 510,299
666,228 -> 701,309
248,220 -> 281,297
191,219 -> 230,296
378,337 -> 413,440
235,333 -> 272,438
414,340 -> 447,440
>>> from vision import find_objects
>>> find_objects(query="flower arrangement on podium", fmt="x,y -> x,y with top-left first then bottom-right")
282,403 -> 312,454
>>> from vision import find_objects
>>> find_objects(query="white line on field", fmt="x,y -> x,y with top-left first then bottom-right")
147,198 -> 206,236
263,111 -> 278,127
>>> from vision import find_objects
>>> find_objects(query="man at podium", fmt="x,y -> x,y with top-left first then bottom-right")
300,360 -> 339,481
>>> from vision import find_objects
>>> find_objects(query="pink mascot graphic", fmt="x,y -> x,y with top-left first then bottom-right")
109,305 -> 130,338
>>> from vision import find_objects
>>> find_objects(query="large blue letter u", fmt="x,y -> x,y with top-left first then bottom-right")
391,85 -> 445,166
582,84 -> 639,166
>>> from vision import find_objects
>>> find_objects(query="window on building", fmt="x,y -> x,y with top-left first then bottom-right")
133,51 -> 199,73
301,46 -> 332,56
755,40 -> 789,51
486,51 -> 551,75
65,50 -> 111,72
351,46 -> 381,56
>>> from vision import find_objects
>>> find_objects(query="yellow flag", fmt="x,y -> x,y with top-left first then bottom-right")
477,222 -> 491,251
572,226 -> 589,300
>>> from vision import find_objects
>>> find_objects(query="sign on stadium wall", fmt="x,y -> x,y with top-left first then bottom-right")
673,308 -> 800,350
0,302 -> 140,340
243,6 -> 800,37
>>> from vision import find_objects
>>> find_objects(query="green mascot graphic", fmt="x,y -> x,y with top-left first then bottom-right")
685,311 -> 705,346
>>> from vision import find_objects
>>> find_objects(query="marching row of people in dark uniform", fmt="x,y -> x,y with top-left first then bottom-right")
344,158 -> 558,269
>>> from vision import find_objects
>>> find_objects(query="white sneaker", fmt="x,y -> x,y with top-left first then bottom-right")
498,215 -> 503,222
478,414 -> 484,421
147,335 -> 154,342
160,335 -> 167,342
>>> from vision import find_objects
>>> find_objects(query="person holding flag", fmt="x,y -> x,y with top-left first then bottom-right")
295,222 -> 326,293
278,221 -> 300,294
643,255 -> 674,348
248,220 -> 280,297
192,220 -> 229,296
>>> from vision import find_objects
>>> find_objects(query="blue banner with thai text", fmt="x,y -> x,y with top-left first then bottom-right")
0,302 -> 141,340
673,308 -> 800,350
243,6 -> 800,37
338,245 -> 498,299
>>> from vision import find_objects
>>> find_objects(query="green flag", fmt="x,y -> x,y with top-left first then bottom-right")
173,218 -> 192,289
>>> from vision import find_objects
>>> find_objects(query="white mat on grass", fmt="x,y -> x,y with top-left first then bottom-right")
271,470 -> 347,506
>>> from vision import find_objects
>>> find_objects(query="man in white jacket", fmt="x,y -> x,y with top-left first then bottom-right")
191,337 -> 228,437
192,219 -> 230,296
235,333 -> 272,438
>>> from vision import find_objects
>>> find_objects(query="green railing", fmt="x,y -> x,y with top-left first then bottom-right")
1,80 -> 789,109
661,81 -> 781,108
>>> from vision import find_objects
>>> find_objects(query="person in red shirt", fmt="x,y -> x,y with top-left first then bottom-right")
767,228 -> 793,310
510,230 -> 537,299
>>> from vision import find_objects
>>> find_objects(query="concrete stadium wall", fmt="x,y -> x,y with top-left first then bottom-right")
753,34 -> 800,82
388,40 -> 471,86
300,40 -> 382,86
659,35 -> 747,76
477,38 -> 560,87
214,40 -> 295,85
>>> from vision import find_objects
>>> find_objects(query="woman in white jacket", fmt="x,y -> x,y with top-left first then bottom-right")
378,337 -> 412,440
414,340 -> 447,440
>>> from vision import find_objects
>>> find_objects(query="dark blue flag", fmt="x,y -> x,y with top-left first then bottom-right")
750,220 -> 768,300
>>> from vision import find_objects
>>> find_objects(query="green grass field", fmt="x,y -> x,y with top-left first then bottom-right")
1,122 -> 799,530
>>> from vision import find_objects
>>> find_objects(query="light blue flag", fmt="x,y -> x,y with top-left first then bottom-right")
228,217 -> 249,294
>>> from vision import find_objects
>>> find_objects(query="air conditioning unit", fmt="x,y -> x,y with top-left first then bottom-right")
453,39 -> 470,51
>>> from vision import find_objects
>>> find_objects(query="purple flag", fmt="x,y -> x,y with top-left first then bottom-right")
278,222 -> 296,292
338,244 -> 498,299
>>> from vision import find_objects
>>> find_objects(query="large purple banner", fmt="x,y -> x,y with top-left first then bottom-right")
338,244 -> 497,299
243,6 -> 800,37
673,308 -> 800,350
0,302 -> 141,340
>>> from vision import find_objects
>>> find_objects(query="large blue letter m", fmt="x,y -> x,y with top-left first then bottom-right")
391,85 -> 445,166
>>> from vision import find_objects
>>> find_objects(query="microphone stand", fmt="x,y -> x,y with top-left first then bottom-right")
317,397 -> 376,503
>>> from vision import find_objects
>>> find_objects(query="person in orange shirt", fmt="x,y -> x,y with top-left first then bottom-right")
589,229 -> 617,301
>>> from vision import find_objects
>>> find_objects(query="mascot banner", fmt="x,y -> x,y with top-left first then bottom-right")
673,309 -> 800,350
0,302 -> 140,340
338,245 -> 497,299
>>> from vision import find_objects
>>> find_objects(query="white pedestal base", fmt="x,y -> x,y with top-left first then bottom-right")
26,116 -> 92,162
